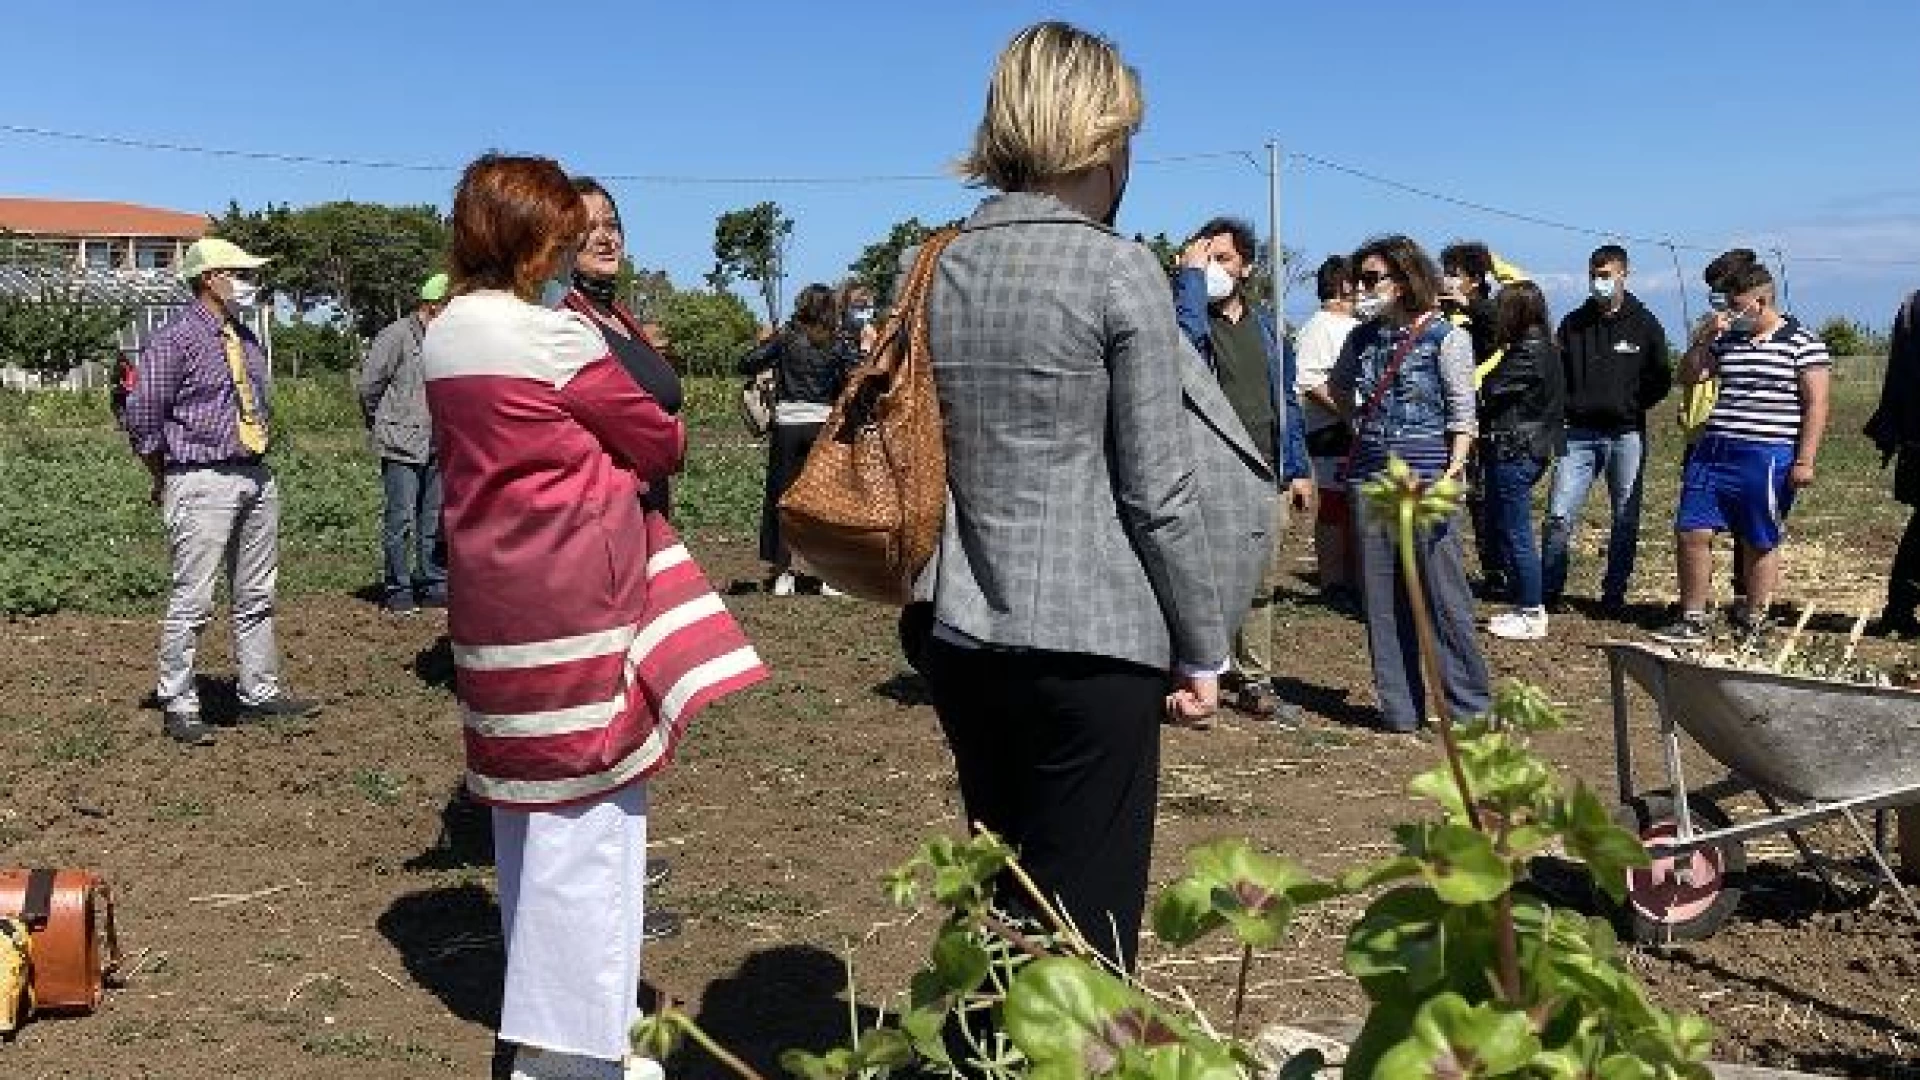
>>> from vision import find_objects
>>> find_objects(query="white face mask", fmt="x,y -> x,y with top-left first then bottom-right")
226,279 -> 260,311
1204,262 -> 1237,302
539,277 -> 571,309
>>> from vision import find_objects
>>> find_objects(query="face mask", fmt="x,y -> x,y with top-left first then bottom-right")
1204,262 -> 1237,302
1729,309 -> 1758,334
850,305 -> 875,326
226,279 -> 260,311
1354,295 -> 1387,321
1590,276 -> 1618,303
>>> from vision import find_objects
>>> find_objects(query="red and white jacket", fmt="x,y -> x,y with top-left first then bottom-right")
423,291 -> 766,809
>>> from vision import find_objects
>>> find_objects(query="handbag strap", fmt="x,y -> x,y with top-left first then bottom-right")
20,869 -> 54,929
1339,314 -> 1435,481
888,229 -> 961,371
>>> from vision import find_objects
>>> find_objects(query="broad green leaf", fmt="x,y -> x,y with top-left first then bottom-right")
1346,887 -> 1449,993
1150,877 -> 1224,947
1337,857 -> 1423,894
1003,956 -> 1168,1075
1134,1039 -> 1244,1080
778,1047 -> 852,1080
1594,1053 -> 1657,1080
1407,823 -> 1513,905
1374,994 -> 1540,1079
900,1005 -> 952,1067
1152,839 -> 1311,949
1408,763 -> 1471,820
929,924 -> 992,997
1559,785 -> 1650,903
853,1028 -> 914,1070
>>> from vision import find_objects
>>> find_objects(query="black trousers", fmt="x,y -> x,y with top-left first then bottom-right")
1889,510 -> 1920,624
758,421 -> 823,566
921,637 -> 1165,972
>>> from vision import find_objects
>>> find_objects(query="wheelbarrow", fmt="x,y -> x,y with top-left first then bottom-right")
1603,640 -> 1920,943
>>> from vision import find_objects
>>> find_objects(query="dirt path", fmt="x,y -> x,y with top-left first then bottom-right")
2,540 -> 1918,1078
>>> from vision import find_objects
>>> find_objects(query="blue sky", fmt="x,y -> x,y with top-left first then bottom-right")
7,1 -> 1920,336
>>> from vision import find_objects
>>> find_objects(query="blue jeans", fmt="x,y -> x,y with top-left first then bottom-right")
1486,454 -> 1547,608
381,458 -> 445,600
1353,503 -> 1491,732
1541,429 -> 1644,606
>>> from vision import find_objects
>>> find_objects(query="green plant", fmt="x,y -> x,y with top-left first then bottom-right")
350,768 -> 404,806
635,456 -> 1710,1080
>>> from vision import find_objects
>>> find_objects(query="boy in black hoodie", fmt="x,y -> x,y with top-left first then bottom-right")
1540,244 -> 1672,613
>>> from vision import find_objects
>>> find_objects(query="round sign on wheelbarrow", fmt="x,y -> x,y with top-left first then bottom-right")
1612,794 -> 1747,943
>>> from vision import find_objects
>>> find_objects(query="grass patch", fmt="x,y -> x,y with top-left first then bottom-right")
350,768 -> 405,806
296,1030 -> 455,1068
39,717 -> 114,766
153,799 -> 209,822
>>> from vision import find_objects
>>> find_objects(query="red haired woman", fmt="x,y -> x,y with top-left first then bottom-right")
423,154 -> 766,1080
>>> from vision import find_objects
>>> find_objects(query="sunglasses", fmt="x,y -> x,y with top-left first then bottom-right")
1356,269 -> 1394,289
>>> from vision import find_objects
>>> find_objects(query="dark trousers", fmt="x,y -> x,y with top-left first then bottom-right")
380,458 -> 445,600
759,421 -> 823,567
1889,510 -> 1920,626
921,637 -> 1165,972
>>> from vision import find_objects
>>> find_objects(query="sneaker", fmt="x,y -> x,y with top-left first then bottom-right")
383,593 -> 419,616
626,1059 -> 666,1080
771,572 -> 796,597
418,588 -> 449,610
818,582 -> 847,598
1597,595 -> 1628,620
162,710 -> 216,746
1650,613 -> 1711,647
236,694 -> 322,722
642,909 -> 684,942
1488,608 -> 1549,641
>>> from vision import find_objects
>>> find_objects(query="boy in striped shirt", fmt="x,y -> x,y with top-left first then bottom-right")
1655,259 -> 1830,645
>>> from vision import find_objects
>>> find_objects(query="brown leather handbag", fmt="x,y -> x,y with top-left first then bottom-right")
778,230 -> 958,604
0,869 -> 124,1013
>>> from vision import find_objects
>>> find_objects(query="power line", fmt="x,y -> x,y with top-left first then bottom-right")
7,119 -> 1920,268
0,122 -> 1244,186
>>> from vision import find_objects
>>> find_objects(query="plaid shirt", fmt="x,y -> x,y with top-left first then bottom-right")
124,300 -> 271,465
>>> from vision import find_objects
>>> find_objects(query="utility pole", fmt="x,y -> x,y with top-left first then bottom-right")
1267,139 -> 1287,471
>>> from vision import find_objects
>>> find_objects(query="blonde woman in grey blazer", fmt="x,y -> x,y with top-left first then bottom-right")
911,21 -> 1273,973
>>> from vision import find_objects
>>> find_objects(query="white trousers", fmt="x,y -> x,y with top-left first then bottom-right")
157,464 -> 282,711
493,782 -> 648,1063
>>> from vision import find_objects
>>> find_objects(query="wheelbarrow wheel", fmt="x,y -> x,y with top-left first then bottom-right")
1610,793 -> 1746,944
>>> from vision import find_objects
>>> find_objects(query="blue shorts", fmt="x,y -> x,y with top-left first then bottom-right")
1676,433 -> 1796,551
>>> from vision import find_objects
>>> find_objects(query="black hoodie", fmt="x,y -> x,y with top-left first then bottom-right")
1554,292 -> 1672,434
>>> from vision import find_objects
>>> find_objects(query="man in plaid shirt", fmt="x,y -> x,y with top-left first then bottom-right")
123,238 -> 320,745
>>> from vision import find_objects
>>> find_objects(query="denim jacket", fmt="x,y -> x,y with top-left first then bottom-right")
1171,267 -> 1309,482
1331,316 -> 1474,449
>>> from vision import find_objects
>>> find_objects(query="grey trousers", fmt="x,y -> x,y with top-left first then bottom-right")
1229,495 -> 1290,685
157,464 -> 283,712
1354,502 -> 1490,732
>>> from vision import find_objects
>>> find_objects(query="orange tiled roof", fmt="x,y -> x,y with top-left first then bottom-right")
0,197 -> 208,239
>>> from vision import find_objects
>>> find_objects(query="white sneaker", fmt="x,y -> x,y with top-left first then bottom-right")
771,572 -> 796,597
819,582 -> 846,598
1488,608 -> 1549,641
626,1058 -> 666,1080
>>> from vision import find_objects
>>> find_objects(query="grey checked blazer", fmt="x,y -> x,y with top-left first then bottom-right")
915,192 -> 1275,671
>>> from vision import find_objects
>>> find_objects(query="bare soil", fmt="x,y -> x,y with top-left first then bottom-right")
3,539 -> 1920,1079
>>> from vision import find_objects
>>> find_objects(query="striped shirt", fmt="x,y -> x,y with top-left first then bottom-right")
1704,316 -> 1830,444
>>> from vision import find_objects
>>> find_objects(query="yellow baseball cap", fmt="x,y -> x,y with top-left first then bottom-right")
179,238 -> 268,281
419,272 -> 450,302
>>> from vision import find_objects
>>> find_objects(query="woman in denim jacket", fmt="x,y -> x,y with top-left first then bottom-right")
1328,235 -> 1490,733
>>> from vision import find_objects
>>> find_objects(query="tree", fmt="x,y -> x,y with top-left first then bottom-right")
0,270 -> 133,381
210,200 -> 449,340
848,217 -> 963,303
1816,316 -> 1886,358
1134,232 -> 1181,275
712,202 -> 793,325
655,288 -> 759,378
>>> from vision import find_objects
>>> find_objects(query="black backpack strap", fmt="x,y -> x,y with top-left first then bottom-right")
20,869 -> 55,929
